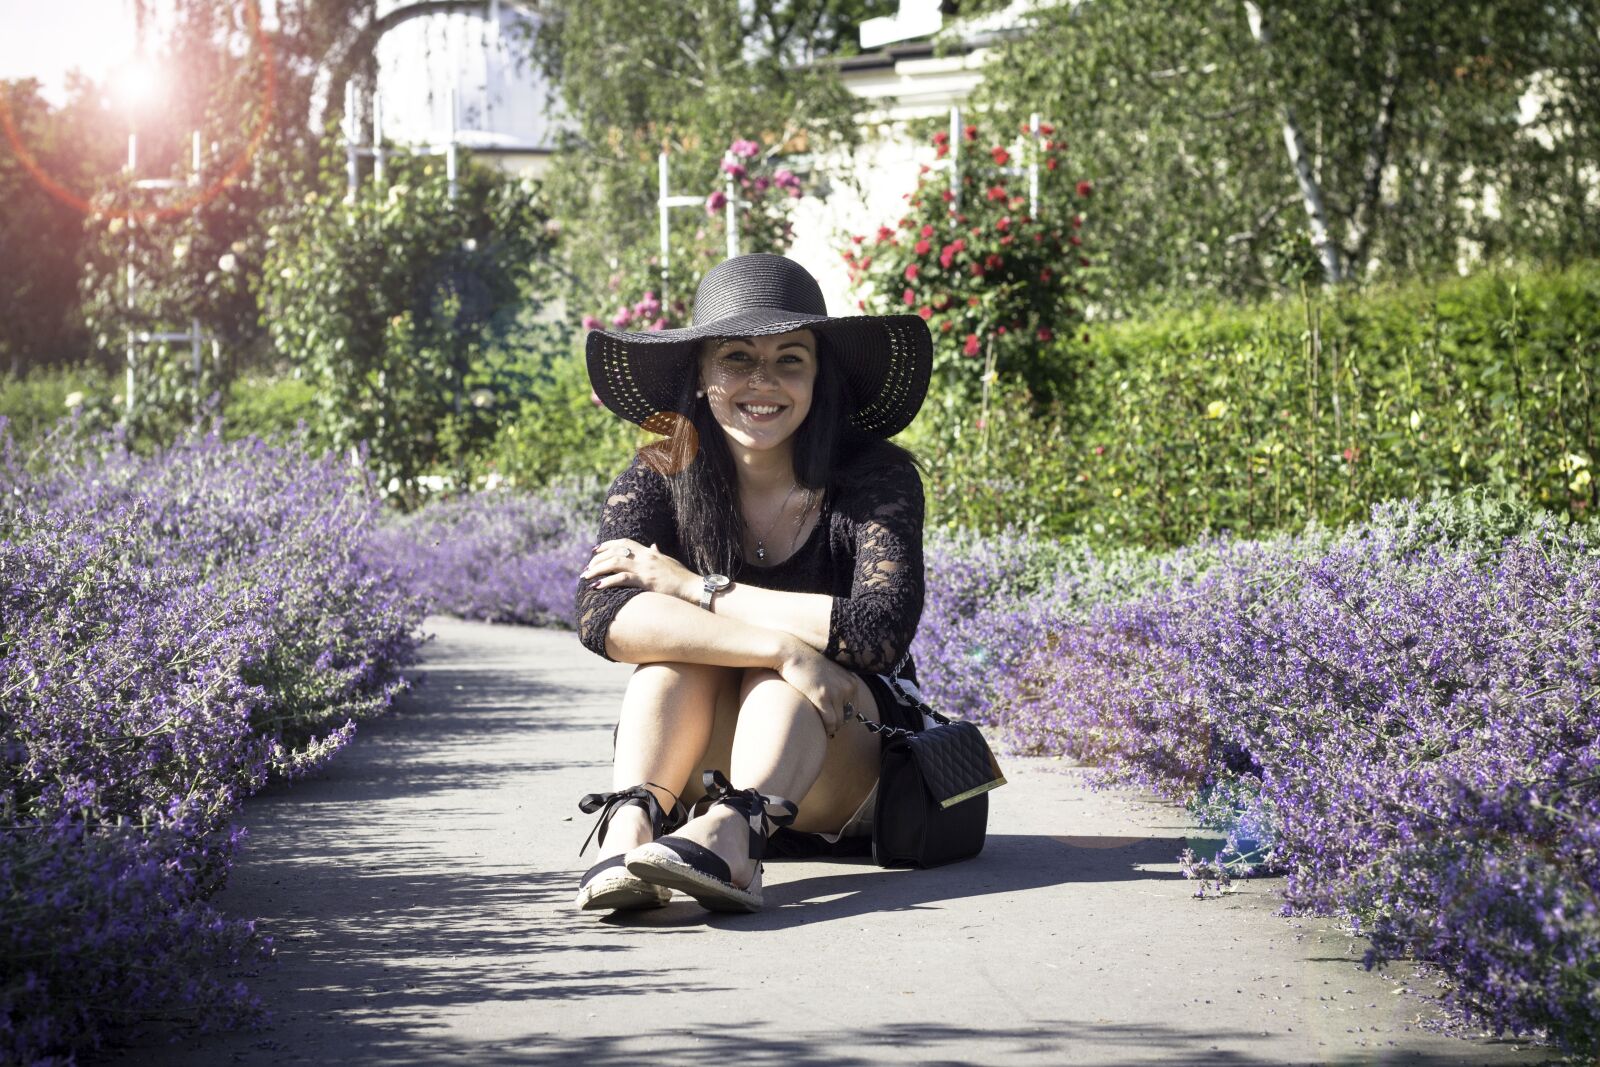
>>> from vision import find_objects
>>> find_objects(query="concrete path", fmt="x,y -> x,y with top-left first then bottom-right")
106,617 -> 1560,1065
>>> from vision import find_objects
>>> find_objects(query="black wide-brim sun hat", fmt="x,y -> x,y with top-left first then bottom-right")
585,253 -> 933,439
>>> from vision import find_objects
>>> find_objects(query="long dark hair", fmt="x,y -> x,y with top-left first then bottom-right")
637,332 -> 927,577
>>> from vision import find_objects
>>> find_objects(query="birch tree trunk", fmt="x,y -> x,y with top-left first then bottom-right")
1242,0 -> 1345,284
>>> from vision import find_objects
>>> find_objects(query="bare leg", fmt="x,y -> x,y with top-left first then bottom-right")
597,661 -> 739,860
667,668 -> 882,885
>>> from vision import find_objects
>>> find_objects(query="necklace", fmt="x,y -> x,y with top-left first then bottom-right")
747,481 -> 815,564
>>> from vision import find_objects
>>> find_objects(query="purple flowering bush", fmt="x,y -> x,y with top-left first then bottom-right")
0,420 -> 426,1062
369,475 -> 600,627
992,487 -> 1599,1056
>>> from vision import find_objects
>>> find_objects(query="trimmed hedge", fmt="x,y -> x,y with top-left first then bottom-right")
909,260 -> 1600,551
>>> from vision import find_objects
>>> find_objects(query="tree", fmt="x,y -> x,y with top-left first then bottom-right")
0,79 -> 125,376
972,0 -> 1600,313
525,0 -> 896,314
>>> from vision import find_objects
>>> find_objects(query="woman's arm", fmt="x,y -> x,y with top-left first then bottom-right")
602,590 -> 801,668
671,583 -> 833,654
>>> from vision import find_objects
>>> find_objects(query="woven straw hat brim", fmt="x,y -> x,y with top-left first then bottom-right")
586,307 -> 932,439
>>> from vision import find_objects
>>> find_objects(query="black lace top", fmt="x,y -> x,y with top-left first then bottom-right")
574,451 -> 924,684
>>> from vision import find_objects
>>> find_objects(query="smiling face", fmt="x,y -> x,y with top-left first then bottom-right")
696,328 -> 818,452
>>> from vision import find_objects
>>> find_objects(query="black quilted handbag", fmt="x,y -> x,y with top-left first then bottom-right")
857,666 -> 1006,868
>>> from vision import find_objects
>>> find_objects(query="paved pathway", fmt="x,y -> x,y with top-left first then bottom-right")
107,618 -> 1560,1065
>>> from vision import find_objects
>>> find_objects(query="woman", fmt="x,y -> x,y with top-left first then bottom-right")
572,252 -> 933,914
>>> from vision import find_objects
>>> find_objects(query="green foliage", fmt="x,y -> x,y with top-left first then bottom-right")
585,140 -> 810,330
907,260 -> 1600,550
218,372 -> 323,445
257,145 -> 556,506
0,79 -> 124,376
972,0 -> 1600,315
848,117 -> 1094,407
468,350 -> 640,492
0,364 -> 119,447
528,0 -> 886,317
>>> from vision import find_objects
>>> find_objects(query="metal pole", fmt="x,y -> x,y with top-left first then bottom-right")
372,93 -> 386,188
345,82 -> 358,202
191,317 -> 202,379
1028,112 -> 1040,219
949,105 -> 961,219
446,87 -> 458,202
658,150 -> 671,309
724,152 -> 738,258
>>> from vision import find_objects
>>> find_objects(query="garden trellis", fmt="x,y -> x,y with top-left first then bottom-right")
935,106 -> 1047,222
343,84 -> 462,203
656,148 -> 748,312
122,130 -> 216,415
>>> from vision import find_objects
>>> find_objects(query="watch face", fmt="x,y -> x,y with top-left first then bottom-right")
704,574 -> 730,591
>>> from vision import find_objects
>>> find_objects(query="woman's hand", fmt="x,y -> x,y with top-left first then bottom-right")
774,639 -> 861,738
582,538 -> 700,602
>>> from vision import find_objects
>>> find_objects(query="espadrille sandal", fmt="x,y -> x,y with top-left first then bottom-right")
623,770 -> 797,913
574,783 -> 688,911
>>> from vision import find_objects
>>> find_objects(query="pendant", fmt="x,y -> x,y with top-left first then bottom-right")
755,543 -> 767,562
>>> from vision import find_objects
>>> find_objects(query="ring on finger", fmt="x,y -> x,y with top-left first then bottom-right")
843,701 -> 855,720
622,547 -> 633,558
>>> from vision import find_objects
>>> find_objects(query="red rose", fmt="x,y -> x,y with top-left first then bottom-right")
963,334 -> 980,356
940,320 -> 953,332
939,246 -> 956,269
941,189 -> 954,202
991,147 -> 1010,166
1076,180 -> 1094,198
970,263 -> 985,278
995,216 -> 1010,232
985,253 -> 1004,270
851,234 -> 865,243
933,130 -> 949,145
904,263 -> 919,280
1040,122 -> 1055,135
920,224 -> 934,237
1045,158 -> 1058,171
963,124 -> 978,141
1069,234 -> 1082,246
1040,268 -> 1052,282
986,185 -> 1007,201
903,288 -> 916,306
999,234 -> 1014,246
951,238 -> 967,252
899,217 -> 913,228
935,144 -> 949,158
877,226 -> 894,241
914,239 -> 931,255
997,326 -> 1007,335
968,296 -> 980,306
1037,327 -> 1053,342
918,306 -> 933,321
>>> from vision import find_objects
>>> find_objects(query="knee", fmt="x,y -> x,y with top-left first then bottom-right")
740,666 -> 783,696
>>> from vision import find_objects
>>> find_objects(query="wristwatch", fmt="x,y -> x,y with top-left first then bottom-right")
699,573 -> 731,611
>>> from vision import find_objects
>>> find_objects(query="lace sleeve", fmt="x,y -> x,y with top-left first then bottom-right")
824,458 -> 925,674
575,455 -> 680,662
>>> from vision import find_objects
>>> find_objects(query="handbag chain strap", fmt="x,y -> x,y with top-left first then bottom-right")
852,646 -> 953,742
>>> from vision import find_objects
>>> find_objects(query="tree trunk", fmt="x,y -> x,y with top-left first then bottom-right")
1242,0 -> 1345,284
309,0 -> 498,135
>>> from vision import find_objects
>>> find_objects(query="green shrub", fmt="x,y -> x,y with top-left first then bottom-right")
219,372 -> 323,445
0,364 -> 119,447
914,260 -> 1600,550
467,349 -> 639,492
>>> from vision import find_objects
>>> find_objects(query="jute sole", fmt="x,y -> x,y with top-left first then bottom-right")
625,848 -> 762,913
575,869 -> 670,911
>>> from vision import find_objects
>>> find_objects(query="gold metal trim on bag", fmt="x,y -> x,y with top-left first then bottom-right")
938,776 -> 1007,809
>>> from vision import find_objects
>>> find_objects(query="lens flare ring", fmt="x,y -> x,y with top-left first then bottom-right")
0,0 -> 277,225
